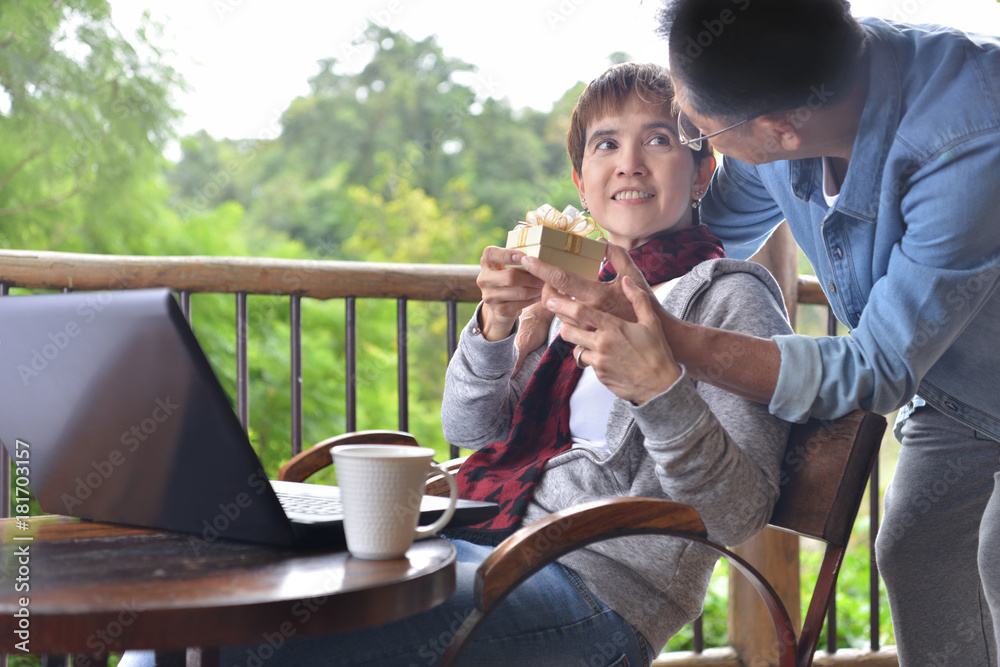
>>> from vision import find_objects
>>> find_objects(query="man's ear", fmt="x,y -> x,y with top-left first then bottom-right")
757,111 -> 803,152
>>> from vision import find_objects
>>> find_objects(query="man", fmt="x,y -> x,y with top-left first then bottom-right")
522,0 -> 1000,663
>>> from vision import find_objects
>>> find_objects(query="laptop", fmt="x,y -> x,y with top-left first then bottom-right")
0,288 -> 496,548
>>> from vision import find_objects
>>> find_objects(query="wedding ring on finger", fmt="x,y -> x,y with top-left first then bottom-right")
574,346 -> 588,369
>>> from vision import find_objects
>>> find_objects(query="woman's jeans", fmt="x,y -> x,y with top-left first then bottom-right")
118,538 -> 654,667
876,404 -> 1000,666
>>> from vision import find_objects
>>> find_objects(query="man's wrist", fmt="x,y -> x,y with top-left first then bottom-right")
655,307 -> 698,366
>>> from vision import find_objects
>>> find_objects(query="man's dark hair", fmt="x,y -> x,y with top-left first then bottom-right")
659,0 -> 867,122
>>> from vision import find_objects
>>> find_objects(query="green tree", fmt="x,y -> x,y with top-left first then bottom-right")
168,26 -> 589,259
0,0 -> 182,252
281,26 -> 476,194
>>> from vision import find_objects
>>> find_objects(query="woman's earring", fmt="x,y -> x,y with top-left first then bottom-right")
691,189 -> 704,225
691,189 -> 704,209
581,198 -> 590,215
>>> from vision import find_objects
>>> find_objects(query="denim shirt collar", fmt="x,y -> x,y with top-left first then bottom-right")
789,23 -> 901,223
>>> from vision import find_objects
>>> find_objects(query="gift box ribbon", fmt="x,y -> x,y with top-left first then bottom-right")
513,228 -> 586,255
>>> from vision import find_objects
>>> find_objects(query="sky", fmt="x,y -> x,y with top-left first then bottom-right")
107,0 -> 1000,144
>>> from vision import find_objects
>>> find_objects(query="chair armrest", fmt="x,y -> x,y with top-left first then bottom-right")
440,497 -> 798,667
277,430 -> 418,482
425,456 -> 469,497
438,498 -> 711,667
476,497 -> 707,611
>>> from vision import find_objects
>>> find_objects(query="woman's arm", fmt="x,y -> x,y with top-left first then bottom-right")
634,269 -> 792,545
441,245 -> 550,449
441,305 -> 549,450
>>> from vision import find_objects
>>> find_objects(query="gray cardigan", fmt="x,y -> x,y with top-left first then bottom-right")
441,258 -> 793,651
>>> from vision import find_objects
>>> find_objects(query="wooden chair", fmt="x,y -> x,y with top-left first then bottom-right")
437,410 -> 887,667
279,428 -> 468,495
425,455 -> 469,496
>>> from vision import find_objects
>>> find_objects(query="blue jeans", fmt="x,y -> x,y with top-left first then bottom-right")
118,538 -> 654,667
876,404 -> 1000,666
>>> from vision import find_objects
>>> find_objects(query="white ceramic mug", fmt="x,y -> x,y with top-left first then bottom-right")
331,444 -> 458,560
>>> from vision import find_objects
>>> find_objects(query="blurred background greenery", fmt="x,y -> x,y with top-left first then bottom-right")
0,0 -> 591,469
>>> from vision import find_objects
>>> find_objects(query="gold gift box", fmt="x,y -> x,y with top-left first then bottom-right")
506,224 -> 605,280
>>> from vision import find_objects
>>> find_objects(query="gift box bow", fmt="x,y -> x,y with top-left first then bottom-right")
519,204 -> 596,236
511,204 -> 597,251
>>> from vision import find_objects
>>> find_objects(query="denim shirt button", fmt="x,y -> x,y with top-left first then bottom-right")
944,401 -> 958,411
827,282 -> 837,293
834,246 -> 844,259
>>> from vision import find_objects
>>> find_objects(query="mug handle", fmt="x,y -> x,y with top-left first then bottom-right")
414,462 -> 458,538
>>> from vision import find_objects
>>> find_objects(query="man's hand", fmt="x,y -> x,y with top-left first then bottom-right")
520,242 -> 651,325
477,247 -> 545,341
521,239 -> 783,407
558,276 -> 682,404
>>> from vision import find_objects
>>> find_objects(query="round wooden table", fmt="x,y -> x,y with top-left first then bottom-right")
0,515 -> 456,665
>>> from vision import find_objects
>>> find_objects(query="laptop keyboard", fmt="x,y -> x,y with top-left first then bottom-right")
274,491 -> 342,516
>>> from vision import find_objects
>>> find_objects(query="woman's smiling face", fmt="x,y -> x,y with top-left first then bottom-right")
574,96 -> 711,250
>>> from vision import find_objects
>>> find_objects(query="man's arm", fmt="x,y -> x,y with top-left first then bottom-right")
702,155 -> 786,261
521,245 -> 783,408
657,313 -> 782,406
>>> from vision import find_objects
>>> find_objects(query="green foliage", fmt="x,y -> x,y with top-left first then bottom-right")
660,513 -> 897,655
168,25 -> 587,258
150,26 -> 589,472
0,0 -> 182,252
800,516 -> 896,650
663,559 -> 730,652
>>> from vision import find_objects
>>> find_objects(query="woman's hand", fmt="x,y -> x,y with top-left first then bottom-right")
556,276 -> 682,405
477,247 -> 545,342
513,301 -> 555,373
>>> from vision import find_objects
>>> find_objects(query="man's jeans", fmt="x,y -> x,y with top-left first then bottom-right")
876,404 -> 1000,666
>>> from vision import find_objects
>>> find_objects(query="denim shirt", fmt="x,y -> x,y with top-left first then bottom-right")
702,18 -> 1000,441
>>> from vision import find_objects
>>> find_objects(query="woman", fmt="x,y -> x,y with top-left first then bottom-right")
120,63 -> 792,667
437,62 -> 793,665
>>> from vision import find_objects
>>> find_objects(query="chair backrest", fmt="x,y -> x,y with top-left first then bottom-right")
278,430 -> 418,483
768,411 -> 886,546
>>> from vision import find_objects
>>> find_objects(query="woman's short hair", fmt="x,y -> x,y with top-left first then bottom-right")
659,0 -> 867,122
566,62 -> 713,177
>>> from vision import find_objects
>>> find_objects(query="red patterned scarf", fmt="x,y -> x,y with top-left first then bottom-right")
447,224 -> 726,545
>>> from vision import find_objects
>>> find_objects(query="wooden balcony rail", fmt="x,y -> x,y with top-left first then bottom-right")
0,247 -> 894,667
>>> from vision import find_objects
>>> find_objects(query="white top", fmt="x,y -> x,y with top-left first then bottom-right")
822,156 -> 842,207
568,278 -> 681,456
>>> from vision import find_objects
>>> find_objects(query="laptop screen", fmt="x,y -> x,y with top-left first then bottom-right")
0,289 -> 297,546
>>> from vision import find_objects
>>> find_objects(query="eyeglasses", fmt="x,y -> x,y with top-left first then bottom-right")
677,108 -> 758,151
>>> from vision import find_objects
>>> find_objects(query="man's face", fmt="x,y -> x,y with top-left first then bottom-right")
673,80 -> 792,166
